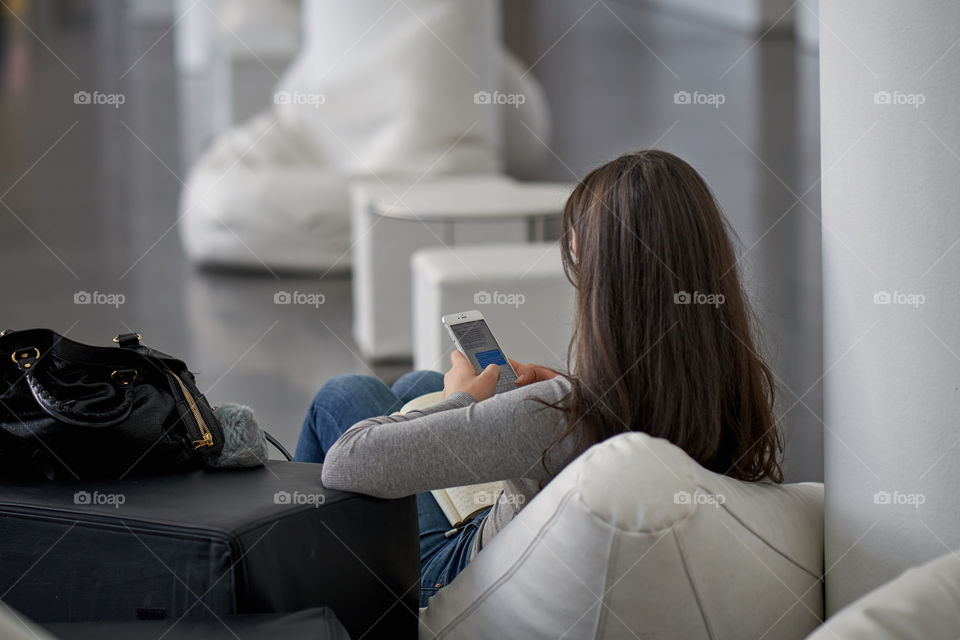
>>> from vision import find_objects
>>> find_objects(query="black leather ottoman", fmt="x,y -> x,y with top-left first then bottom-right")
42,608 -> 352,640
0,462 -> 419,640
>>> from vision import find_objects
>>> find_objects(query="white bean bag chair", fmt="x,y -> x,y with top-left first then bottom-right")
179,0 -> 551,272
420,431 -> 824,639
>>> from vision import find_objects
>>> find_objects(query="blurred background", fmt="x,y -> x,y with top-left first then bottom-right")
0,0 -> 823,481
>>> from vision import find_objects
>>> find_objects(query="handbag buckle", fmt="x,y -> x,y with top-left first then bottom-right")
11,348 -> 40,370
110,369 -> 139,386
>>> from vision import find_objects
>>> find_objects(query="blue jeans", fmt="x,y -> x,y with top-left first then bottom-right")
296,371 -> 489,608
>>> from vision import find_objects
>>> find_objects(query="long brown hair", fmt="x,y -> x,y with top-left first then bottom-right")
549,150 -> 782,482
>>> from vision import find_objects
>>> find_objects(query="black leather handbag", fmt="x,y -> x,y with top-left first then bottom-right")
0,329 -> 225,480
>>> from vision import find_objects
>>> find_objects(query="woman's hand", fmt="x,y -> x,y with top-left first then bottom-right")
508,358 -> 561,387
443,350 -> 501,401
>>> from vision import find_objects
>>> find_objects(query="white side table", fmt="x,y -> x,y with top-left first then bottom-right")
412,243 -> 574,372
350,176 -> 572,360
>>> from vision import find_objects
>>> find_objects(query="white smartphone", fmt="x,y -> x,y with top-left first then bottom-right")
442,310 -> 519,395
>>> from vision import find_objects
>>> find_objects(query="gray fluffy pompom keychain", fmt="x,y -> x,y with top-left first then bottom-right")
206,404 -> 269,468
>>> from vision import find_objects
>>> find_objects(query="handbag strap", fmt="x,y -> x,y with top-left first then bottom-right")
114,332 -> 143,349
263,431 -> 294,461
25,370 -> 136,427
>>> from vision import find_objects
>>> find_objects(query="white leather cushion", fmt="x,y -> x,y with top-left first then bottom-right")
0,603 -> 54,640
807,552 -> 960,640
420,431 -> 824,640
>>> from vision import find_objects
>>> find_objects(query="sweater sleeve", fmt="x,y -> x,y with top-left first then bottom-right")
319,378 -> 577,498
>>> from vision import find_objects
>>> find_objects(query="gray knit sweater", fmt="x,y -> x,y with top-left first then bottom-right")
320,377 -> 587,558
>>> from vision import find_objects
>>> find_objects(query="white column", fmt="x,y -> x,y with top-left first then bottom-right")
821,0 -> 960,614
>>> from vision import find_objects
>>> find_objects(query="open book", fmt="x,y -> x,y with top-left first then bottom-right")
430,482 -> 503,526
399,392 -> 504,526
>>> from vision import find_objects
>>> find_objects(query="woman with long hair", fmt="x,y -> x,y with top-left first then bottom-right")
295,150 -> 782,607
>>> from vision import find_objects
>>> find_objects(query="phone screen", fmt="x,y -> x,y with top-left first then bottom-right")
449,319 -> 518,394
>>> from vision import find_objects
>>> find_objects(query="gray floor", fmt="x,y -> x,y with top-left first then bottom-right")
0,0 -> 823,481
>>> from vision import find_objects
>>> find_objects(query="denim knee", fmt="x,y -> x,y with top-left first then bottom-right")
392,370 -> 444,403
310,373 -> 401,422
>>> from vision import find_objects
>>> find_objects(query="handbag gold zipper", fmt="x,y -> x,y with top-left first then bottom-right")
166,370 -> 215,448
